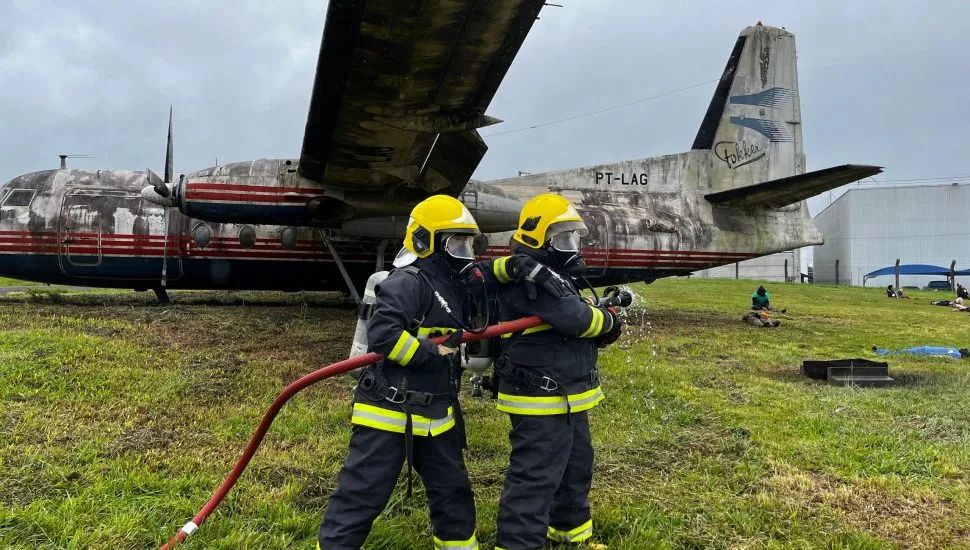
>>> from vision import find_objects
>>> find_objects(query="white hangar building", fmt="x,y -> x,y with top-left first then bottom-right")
812,183 -> 970,287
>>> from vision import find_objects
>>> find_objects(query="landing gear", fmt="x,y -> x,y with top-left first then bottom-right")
321,235 -> 361,306
153,287 -> 171,304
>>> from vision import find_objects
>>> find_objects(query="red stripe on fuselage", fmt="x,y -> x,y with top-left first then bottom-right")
186,182 -> 322,194
185,191 -> 314,203
0,231 -> 759,268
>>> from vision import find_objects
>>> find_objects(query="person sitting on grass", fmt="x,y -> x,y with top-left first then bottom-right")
751,285 -> 786,313
886,284 -> 912,299
957,283 -> 969,301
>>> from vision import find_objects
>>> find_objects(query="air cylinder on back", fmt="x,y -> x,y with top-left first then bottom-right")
348,271 -> 389,368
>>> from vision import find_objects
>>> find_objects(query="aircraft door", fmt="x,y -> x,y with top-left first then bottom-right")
60,193 -> 103,270
580,208 -> 610,277
59,188 -> 183,282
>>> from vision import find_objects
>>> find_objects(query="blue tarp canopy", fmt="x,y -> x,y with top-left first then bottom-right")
863,264 -> 970,282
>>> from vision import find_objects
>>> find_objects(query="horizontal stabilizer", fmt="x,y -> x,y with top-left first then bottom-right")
704,164 -> 884,208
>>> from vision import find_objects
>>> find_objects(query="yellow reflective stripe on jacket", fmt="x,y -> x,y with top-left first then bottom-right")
496,386 -> 605,415
416,326 -> 458,339
492,256 -> 513,283
433,533 -> 479,550
579,306 -> 604,338
388,331 -> 420,365
500,323 -> 552,338
351,403 -> 455,436
547,519 -> 593,543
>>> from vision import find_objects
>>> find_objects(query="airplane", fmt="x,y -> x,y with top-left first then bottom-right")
0,1 -> 881,304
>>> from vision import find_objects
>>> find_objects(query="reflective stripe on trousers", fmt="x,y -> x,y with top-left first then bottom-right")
548,518 -> 594,543
351,402 -> 455,436
433,534 -> 479,549
496,386 -> 605,415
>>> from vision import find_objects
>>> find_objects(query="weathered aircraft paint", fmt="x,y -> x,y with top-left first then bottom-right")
0,22 -> 880,298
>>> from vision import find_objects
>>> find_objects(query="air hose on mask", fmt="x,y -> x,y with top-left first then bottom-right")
158,315 -> 544,550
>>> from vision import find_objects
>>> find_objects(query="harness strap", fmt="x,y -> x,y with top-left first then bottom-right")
493,359 -> 572,419
398,265 -> 434,331
399,374 -> 414,501
357,368 -> 451,405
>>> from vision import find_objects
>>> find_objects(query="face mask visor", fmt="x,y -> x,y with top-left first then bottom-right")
444,234 -> 476,261
550,228 -> 585,253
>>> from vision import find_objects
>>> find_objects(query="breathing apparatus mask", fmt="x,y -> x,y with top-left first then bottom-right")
439,232 -> 477,277
546,223 -> 588,275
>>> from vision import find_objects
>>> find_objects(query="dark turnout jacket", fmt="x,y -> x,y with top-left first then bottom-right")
353,254 -> 466,437
489,247 -> 614,415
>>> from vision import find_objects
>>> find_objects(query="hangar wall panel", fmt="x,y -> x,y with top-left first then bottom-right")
812,184 -> 970,287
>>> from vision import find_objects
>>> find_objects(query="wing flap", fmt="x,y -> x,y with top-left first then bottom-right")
298,0 -> 545,193
704,164 -> 884,208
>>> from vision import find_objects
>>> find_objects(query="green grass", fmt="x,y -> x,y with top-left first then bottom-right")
0,278 -> 39,286
0,281 -> 968,549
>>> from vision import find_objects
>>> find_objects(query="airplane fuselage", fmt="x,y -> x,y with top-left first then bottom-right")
0,157 -> 801,295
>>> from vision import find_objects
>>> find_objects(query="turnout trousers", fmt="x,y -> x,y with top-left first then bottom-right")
317,425 -> 477,550
496,411 -> 594,550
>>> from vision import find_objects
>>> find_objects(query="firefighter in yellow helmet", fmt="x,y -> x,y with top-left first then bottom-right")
318,195 -> 481,549
318,195 -> 552,549
487,193 -> 622,550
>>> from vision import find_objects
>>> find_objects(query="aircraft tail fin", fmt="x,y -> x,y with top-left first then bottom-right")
692,23 -> 807,194
704,164 -> 883,209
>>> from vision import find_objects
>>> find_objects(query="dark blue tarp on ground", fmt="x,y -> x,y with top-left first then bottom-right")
863,264 -> 970,282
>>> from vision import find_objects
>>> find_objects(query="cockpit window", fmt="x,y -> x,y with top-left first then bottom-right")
2,189 -> 35,207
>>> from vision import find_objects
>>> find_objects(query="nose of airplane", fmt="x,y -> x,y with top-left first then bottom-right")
141,182 -> 178,207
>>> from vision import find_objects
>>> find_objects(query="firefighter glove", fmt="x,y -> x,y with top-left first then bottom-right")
521,262 -> 571,300
438,329 -> 463,355
595,306 -> 622,348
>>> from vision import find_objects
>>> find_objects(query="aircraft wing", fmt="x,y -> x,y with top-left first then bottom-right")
704,164 -> 884,209
297,0 -> 546,197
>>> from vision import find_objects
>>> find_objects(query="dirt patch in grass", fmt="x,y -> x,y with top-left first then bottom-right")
596,414 -> 753,492
103,421 -> 176,458
623,308 -> 738,332
756,467 -> 969,548
900,415 -> 970,445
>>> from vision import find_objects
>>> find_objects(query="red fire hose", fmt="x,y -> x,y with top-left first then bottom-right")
159,315 -> 543,549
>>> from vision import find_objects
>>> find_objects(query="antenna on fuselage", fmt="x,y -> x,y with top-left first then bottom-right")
58,154 -> 93,169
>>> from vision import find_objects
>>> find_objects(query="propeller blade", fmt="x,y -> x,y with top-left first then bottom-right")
164,106 -> 174,184
147,168 -> 170,198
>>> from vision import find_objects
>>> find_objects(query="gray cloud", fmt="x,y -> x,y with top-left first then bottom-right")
2,0 -> 969,218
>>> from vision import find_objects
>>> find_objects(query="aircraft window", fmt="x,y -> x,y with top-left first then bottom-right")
3,189 -> 35,207
193,224 -> 212,248
280,227 -> 298,250
239,226 -> 256,249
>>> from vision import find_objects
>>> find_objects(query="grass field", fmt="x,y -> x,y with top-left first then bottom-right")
0,278 -> 39,287
0,279 -> 968,549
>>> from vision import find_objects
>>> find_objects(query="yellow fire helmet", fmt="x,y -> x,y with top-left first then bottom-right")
512,193 -> 588,249
393,195 -> 480,268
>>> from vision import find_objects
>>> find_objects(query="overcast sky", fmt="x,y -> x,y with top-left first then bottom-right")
2,0 -> 969,216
